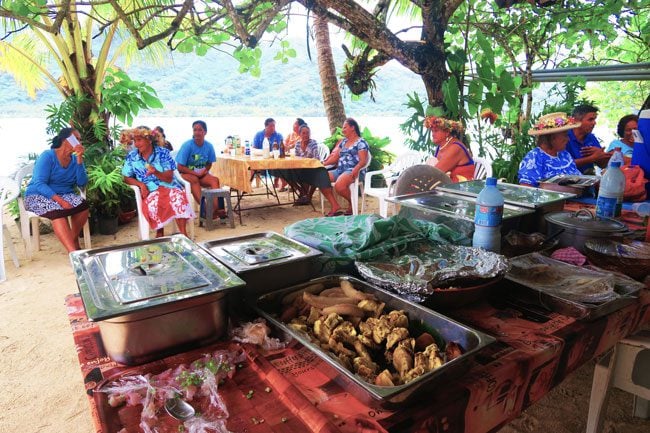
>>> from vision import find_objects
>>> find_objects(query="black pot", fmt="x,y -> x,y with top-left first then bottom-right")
98,216 -> 119,235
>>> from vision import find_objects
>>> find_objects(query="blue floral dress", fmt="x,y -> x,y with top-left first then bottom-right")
518,147 -> 581,187
333,137 -> 370,179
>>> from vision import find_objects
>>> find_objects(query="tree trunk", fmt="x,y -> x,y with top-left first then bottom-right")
314,13 -> 346,134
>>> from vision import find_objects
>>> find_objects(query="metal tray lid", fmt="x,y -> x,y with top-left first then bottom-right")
387,190 -> 534,222
70,235 -> 246,321
200,231 -> 322,272
437,180 -> 576,208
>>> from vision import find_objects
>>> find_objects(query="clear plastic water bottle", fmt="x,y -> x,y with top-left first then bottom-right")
472,177 -> 504,253
609,147 -> 624,166
596,161 -> 625,218
245,140 -> 250,156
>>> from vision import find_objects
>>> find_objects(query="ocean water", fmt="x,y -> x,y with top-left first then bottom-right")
0,116 -> 412,175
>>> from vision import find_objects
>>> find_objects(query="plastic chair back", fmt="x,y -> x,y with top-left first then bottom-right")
473,156 -> 493,180
394,164 -> 452,196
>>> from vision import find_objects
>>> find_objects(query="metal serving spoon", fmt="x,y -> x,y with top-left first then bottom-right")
164,397 -> 195,421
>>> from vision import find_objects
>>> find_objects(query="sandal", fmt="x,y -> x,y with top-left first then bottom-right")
325,209 -> 345,217
343,209 -> 353,216
293,196 -> 311,206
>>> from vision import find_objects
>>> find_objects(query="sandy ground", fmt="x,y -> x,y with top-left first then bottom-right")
0,191 -> 648,433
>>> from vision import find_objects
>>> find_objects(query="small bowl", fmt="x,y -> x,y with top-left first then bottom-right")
584,239 -> 650,281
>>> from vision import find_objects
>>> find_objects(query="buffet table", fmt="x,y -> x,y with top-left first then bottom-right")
67,282 -> 650,433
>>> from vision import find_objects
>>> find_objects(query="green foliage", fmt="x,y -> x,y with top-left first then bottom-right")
99,69 -> 163,126
273,40 -> 297,64
86,149 -> 127,218
233,46 -> 263,77
324,126 -> 394,174
44,94 -> 92,135
399,92 -> 435,154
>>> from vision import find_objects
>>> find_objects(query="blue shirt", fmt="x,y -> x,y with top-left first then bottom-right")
294,139 -> 319,159
25,150 -> 87,198
175,139 -> 216,170
606,139 -> 634,157
337,137 -> 370,177
253,131 -> 284,150
518,147 -> 581,187
122,146 -> 181,192
566,129 -> 602,173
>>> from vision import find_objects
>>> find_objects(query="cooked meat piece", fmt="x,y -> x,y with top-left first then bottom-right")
313,313 -> 342,343
288,318 -> 308,333
354,355 -> 379,379
358,299 -> 386,318
340,279 -> 374,301
385,327 -> 410,350
332,321 -> 358,345
445,341 -> 463,361
374,369 -> 396,387
358,318 -> 376,338
403,365 -> 427,383
306,307 -> 322,325
328,337 -> 356,358
423,343 -> 444,370
353,339 -> 372,361
385,310 -> 409,328
358,334 -> 381,350
415,332 -> 436,352
337,353 -> 354,371
392,340 -> 414,377
371,319 -> 393,345
279,305 -> 299,323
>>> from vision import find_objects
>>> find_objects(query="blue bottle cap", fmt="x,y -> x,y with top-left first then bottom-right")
486,177 -> 497,186
610,162 -> 621,168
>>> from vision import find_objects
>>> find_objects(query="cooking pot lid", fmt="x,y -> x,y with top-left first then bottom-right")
544,210 -> 627,232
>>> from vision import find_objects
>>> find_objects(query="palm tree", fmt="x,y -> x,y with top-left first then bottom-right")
313,13 -> 346,134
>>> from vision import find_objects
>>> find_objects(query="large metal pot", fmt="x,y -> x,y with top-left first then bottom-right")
544,209 -> 629,253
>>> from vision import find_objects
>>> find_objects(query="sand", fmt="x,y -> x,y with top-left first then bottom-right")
0,193 -> 648,433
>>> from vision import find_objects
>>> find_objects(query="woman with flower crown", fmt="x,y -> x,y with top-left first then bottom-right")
423,115 -> 475,182
518,112 -> 582,187
122,126 -> 195,237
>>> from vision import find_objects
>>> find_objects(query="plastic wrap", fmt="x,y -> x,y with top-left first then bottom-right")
355,242 -> 509,303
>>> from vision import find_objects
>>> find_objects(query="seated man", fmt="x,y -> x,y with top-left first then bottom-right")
253,117 -> 284,189
566,104 -> 610,174
175,120 -> 222,216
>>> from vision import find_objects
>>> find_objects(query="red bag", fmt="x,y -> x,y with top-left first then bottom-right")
622,165 -> 647,201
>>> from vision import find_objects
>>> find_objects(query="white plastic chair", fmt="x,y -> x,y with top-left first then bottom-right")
1,177 -> 21,282
129,170 -> 196,240
362,152 -> 425,217
16,163 -> 91,260
317,143 -> 331,162
320,152 -> 372,215
473,156 -> 493,180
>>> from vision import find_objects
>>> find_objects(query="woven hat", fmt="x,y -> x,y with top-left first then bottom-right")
529,112 -> 581,136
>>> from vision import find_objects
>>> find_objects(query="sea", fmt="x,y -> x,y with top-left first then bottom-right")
0,116 -> 412,175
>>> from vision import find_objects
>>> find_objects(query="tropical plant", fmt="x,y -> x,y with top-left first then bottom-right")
85,149 -> 127,219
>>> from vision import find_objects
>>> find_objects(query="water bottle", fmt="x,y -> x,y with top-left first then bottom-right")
596,161 -> 625,218
609,147 -> 624,166
472,177 -> 504,253
245,140 -> 250,156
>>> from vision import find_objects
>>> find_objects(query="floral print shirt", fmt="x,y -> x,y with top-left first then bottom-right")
294,139 -> 319,159
518,147 -> 581,187
338,137 -> 370,177
122,146 -> 182,192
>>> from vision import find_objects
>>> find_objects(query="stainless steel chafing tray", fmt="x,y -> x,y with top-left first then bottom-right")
436,180 -> 576,209
70,235 -> 245,365
254,275 -> 495,408
201,231 -> 322,296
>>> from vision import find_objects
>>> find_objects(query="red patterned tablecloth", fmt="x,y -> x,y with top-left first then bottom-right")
67,283 -> 650,433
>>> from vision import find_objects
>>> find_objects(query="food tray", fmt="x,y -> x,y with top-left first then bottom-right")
504,253 -> 642,321
93,343 -> 342,433
254,275 -> 495,408
437,180 -> 575,209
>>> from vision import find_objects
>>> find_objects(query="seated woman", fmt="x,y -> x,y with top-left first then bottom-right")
322,118 -> 370,215
424,115 -> 475,182
122,127 -> 195,238
518,112 -> 582,187
24,128 -> 89,253
606,114 -> 638,163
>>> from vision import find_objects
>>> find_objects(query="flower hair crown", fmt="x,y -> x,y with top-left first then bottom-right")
423,115 -> 464,133
528,112 -> 581,136
120,127 -> 164,146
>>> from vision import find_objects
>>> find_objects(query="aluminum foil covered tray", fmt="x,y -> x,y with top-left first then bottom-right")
201,232 -> 322,296
254,275 -> 495,407
355,241 -> 509,304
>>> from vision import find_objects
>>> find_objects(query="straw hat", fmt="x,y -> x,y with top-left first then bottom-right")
528,112 -> 581,136
423,115 -> 464,134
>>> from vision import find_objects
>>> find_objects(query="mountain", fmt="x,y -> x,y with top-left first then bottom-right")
0,34 -> 427,118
